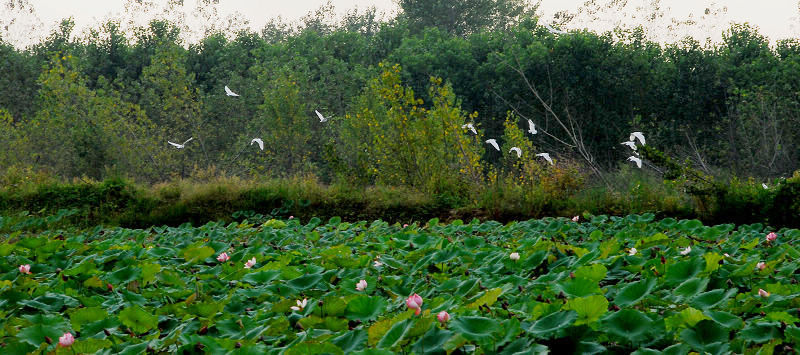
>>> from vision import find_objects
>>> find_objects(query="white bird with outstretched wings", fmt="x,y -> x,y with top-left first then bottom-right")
486,139 -> 500,151
536,153 -> 553,165
168,137 -> 193,149
225,86 -> 239,97
630,132 -> 646,145
251,138 -> 264,151
462,123 -> 477,135
315,110 -> 328,123
527,119 -> 537,135
628,156 -> 642,168
510,147 -> 522,158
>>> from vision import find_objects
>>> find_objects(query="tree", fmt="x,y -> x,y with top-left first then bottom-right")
397,0 -> 534,36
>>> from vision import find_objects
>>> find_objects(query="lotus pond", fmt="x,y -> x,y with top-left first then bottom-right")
0,213 -> 799,354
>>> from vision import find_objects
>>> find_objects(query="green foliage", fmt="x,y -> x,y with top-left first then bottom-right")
0,212 -> 798,352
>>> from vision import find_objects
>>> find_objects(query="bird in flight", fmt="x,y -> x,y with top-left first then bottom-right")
544,23 -> 568,35
527,119 -> 537,135
225,86 -> 239,97
251,138 -> 264,151
315,110 -> 328,123
762,183 -> 768,189
629,132 -> 646,146
628,156 -> 642,168
509,147 -> 522,158
168,137 -> 193,149
462,123 -> 478,135
621,141 -> 637,150
486,139 -> 500,151
536,153 -> 553,165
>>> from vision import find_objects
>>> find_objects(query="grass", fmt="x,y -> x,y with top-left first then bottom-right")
0,168 -> 798,230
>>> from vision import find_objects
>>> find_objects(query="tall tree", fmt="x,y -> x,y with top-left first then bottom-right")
397,0 -> 533,36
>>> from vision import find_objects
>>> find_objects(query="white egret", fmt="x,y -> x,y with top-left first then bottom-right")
168,137 -> 193,149
315,110 -> 328,123
486,139 -> 500,151
621,141 -> 637,150
251,138 -> 264,151
462,123 -> 478,135
762,183 -> 768,189
628,156 -> 642,168
509,147 -> 522,157
224,86 -> 239,97
536,153 -> 553,165
527,119 -> 537,135
544,24 -> 568,35
630,132 -> 646,145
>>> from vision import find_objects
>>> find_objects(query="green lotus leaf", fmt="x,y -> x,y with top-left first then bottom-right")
679,320 -> 729,352
664,257 -> 705,286
527,311 -> 577,339
614,278 -> 656,307
601,309 -> 653,343
451,316 -> 501,342
563,295 -> 608,326
118,305 -> 158,334
689,288 -> 736,310
555,277 -> 602,298
377,318 -> 415,349
346,295 -> 387,321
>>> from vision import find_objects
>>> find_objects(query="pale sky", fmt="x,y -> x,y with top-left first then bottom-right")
3,0 -> 799,47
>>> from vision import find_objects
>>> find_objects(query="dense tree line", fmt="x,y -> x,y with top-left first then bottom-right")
1,1 -> 798,196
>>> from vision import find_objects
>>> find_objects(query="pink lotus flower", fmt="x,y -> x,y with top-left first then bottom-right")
289,216 -> 294,220
437,311 -> 450,324
757,262 -> 766,270
356,279 -> 368,291
406,293 -> 423,315
216,252 -> 230,262
680,246 -> 692,255
628,247 -> 637,256
18,264 -> 31,274
509,252 -> 520,261
758,288 -> 770,297
290,298 -> 308,311
766,232 -> 777,242
58,332 -> 74,347
244,257 -> 256,269
724,253 -> 730,258
403,224 -> 409,228
572,216 -> 579,222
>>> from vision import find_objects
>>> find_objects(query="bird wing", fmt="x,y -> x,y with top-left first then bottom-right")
168,141 -> 182,148
631,132 -> 646,145
315,110 -> 326,122
510,147 -> 521,157
545,24 -> 566,34
182,137 -> 194,145
469,125 -> 477,135
251,138 -> 264,150
225,86 -> 238,96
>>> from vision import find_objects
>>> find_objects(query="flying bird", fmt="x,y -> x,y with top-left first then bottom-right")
168,137 -> 193,149
462,123 -> 478,135
621,141 -> 637,150
486,139 -> 500,151
224,86 -> 239,97
628,156 -> 642,168
527,119 -> 537,135
536,153 -> 553,165
762,183 -> 768,189
630,132 -> 646,146
315,110 -> 328,123
544,23 -> 568,35
251,138 -> 264,151
509,147 -> 522,158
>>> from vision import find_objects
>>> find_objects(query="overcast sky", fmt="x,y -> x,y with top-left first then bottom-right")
5,0 -> 799,46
